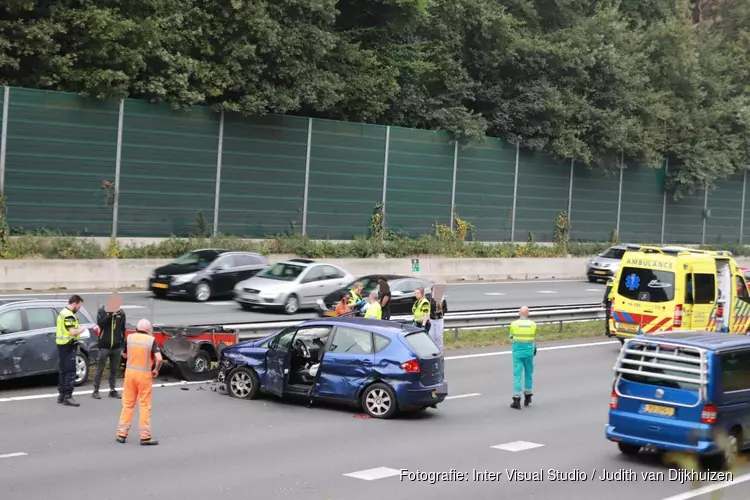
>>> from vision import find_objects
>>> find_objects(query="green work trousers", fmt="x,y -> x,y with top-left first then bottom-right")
512,342 -> 535,397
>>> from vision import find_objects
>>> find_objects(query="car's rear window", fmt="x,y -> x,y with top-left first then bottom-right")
404,332 -> 439,358
617,267 -> 675,302
620,345 -> 702,391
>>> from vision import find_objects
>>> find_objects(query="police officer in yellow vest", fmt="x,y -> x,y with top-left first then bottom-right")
56,295 -> 87,407
412,287 -> 431,332
364,291 -> 382,319
509,306 -> 536,410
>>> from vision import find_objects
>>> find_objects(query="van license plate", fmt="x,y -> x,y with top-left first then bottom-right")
643,404 -> 674,417
619,323 -> 638,332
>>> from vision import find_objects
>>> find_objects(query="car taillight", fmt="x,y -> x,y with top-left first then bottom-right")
674,304 -> 683,327
701,404 -> 717,424
401,359 -> 420,373
610,390 -> 619,409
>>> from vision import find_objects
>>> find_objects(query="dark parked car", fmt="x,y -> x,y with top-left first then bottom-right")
0,299 -> 98,386
316,275 -> 431,317
218,317 -> 448,418
149,249 -> 269,302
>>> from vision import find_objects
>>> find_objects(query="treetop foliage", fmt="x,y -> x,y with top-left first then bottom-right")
1,0 -> 748,196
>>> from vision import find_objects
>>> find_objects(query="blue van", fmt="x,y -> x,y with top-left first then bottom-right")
606,331 -> 750,468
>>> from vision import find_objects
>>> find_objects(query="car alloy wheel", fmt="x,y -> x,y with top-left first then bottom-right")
230,370 -> 253,398
195,282 -> 211,302
365,388 -> 392,416
284,295 -> 299,314
74,354 -> 88,385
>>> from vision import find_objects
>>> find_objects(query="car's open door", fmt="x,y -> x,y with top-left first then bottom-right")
265,327 -> 296,397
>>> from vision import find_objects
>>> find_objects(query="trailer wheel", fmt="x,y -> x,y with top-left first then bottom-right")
193,350 -> 212,373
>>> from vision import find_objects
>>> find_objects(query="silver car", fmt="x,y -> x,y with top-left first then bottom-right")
586,245 -> 627,282
233,259 -> 354,314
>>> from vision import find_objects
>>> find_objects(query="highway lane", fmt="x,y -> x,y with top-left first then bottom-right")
0,279 -> 606,326
1,339 -> 746,500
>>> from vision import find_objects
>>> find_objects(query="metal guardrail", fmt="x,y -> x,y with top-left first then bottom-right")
201,303 -> 606,341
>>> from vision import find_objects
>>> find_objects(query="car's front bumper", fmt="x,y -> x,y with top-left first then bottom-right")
233,290 -> 285,307
148,279 -> 196,296
587,266 -> 615,279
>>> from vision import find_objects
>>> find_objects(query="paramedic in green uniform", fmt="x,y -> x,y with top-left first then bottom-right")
509,306 -> 536,410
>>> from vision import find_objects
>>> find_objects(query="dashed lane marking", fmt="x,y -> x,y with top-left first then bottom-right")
484,292 -> 505,296
0,453 -> 28,459
660,472 -> 750,500
491,441 -> 545,452
204,301 -> 237,306
0,381 -> 210,403
343,467 -> 401,481
536,290 -> 556,294
444,340 -> 617,361
586,289 -> 602,292
119,305 -> 145,309
445,393 -> 481,400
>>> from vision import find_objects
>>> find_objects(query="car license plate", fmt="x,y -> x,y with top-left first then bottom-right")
152,283 -> 168,289
594,270 -> 606,275
643,404 -> 675,417
619,323 -> 638,332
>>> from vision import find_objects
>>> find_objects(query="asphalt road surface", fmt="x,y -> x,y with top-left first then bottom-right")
0,279 -> 606,327
0,338 -> 747,500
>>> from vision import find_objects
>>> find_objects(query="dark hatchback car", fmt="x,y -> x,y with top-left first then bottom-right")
0,299 -> 98,386
316,275 -> 431,317
149,249 -> 269,302
218,317 -> 447,419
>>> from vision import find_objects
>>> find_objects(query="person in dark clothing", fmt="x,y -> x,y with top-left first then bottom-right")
93,295 -> 127,399
603,279 -> 613,336
429,284 -> 448,350
377,277 -> 392,320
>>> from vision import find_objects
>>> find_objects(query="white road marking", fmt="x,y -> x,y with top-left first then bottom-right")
0,452 -> 27,459
491,441 -> 544,452
484,292 -> 505,296
660,472 -> 750,500
119,305 -> 145,309
586,289 -> 602,292
537,290 -> 556,294
343,467 -> 401,481
444,340 -> 618,361
204,301 -> 237,306
445,393 -> 481,400
0,380 -> 210,403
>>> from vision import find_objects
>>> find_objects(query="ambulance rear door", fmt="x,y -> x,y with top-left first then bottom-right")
687,260 -> 717,330
615,262 -> 676,334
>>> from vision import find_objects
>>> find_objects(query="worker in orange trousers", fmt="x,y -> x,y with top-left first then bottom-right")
116,319 -> 163,446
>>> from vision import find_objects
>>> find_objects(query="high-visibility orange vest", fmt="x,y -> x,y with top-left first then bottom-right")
125,332 -> 155,374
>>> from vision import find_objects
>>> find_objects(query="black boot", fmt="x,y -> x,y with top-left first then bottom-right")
57,394 -> 64,404
62,396 -> 80,407
524,394 -> 533,407
510,397 -> 521,410
92,390 -> 101,399
109,390 -> 121,399
140,438 -> 159,446
116,436 -> 126,444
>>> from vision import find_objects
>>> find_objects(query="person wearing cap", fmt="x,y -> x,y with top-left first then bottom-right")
116,319 -> 163,446
509,306 -> 536,410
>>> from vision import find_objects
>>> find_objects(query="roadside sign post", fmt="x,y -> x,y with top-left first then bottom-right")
411,258 -> 419,273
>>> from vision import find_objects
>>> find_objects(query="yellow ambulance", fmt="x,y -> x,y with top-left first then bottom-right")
608,245 -> 750,341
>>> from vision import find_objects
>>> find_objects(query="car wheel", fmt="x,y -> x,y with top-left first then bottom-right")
228,367 -> 260,400
239,303 -> 254,311
152,290 -> 167,298
194,281 -> 212,302
617,442 -> 640,456
703,428 -> 742,470
74,352 -> 89,386
284,294 -> 299,315
361,383 -> 398,419
193,350 -> 212,373
588,276 -> 597,283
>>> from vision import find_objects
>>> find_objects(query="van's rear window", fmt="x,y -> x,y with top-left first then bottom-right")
404,332 -> 439,358
620,346 -> 701,391
617,267 -> 675,302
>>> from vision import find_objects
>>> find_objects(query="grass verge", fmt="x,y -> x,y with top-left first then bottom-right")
443,320 -> 605,350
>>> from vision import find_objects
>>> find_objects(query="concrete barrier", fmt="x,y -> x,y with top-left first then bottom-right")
4,256 -> 750,291
0,256 -> 594,291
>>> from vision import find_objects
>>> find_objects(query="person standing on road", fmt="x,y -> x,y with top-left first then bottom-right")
93,295 -> 126,400
364,290 -> 382,319
509,306 -> 536,410
377,277 -> 391,320
429,283 -> 447,350
117,319 -> 163,446
603,278 -> 614,336
412,287 -> 431,333
56,294 -> 87,407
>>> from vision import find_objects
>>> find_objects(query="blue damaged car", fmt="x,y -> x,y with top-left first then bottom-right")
217,317 -> 448,418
